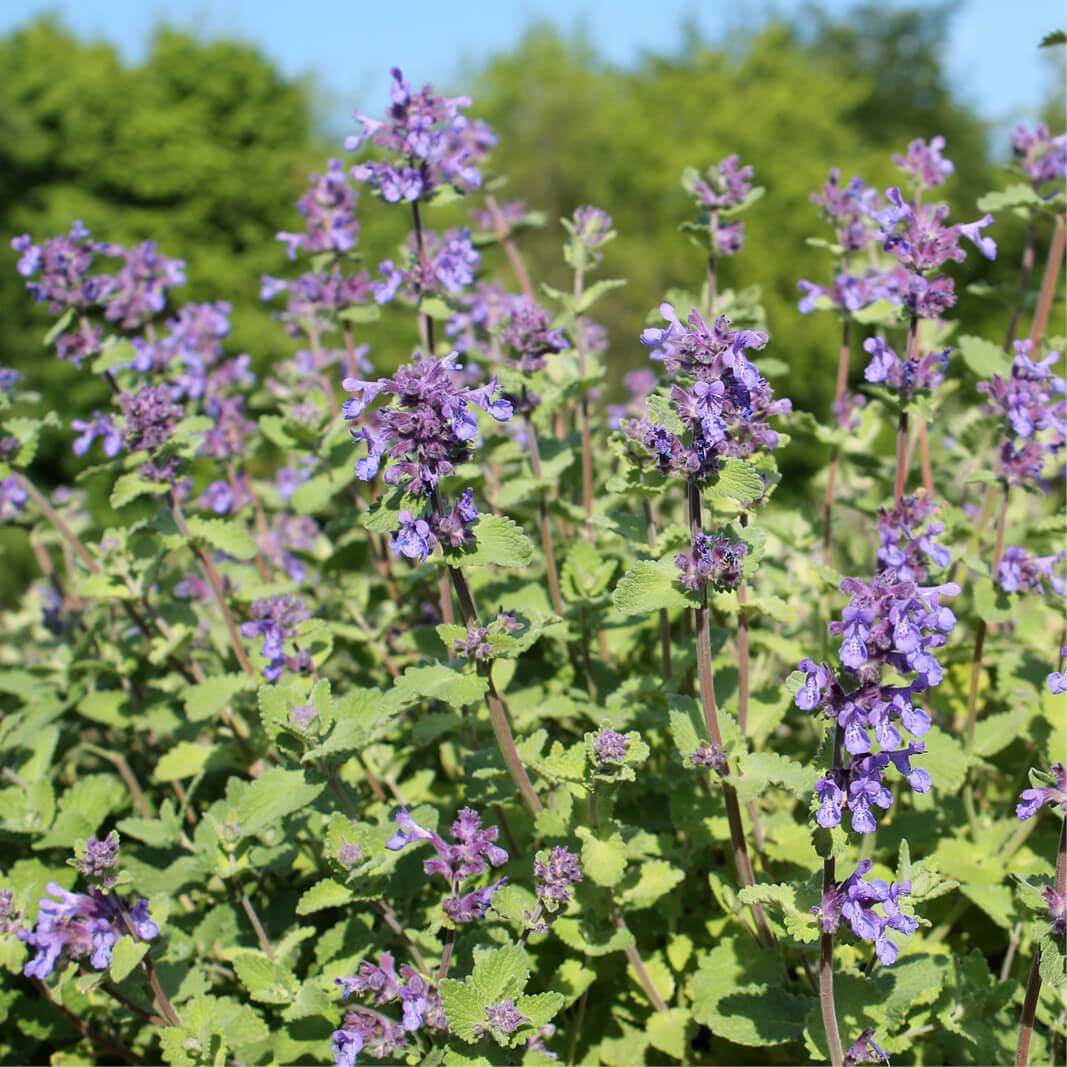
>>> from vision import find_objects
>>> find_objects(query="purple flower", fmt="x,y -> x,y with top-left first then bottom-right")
77,832 -> 120,889
978,341 -> 1066,489
594,728 -> 630,765
386,807 -> 508,923
564,206 -> 614,267
476,999 -> 528,1041
453,611 -> 517,660
431,488 -> 480,550
1011,125 -> 1067,186
1044,887 -> 1066,937
1016,763 -> 1067,820
877,189 -> 996,274
815,860 -> 916,964
119,384 -> 182,454
501,299 -> 569,374
343,350 -> 511,500
331,1012 -> 409,1065
71,412 -> 122,458
19,882 -> 157,980
101,240 -> 185,329
10,222 -> 113,323
1048,670 -> 1067,695
863,336 -> 949,400
534,847 -> 583,909
277,159 -> 360,259
844,1028 -> 890,1066
392,510 -> 437,562
628,304 -> 789,478
346,68 -> 492,202
239,595 -> 311,682
675,530 -> 748,592
0,367 -> 22,396
688,742 -> 728,773
809,169 -> 883,252
687,155 -> 754,211
996,546 -> 1065,597
876,493 -> 951,583
893,136 -> 954,190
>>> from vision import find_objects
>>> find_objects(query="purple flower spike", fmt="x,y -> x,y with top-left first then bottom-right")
534,847 -> 583,909
239,595 -> 311,682
1016,763 -> 1067,820
893,135 -> 954,190
594,728 -> 630,765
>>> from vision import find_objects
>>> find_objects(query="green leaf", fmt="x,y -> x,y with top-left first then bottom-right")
957,335 -> 1011,378
976,185 -> 1046,213
393,663 -> 488,709
973,708 -> 1031,757
153,741 -> 214,782
561,541 -> 615,601
576,278 -> 626,313
109,935 -> 149,982
647,1008 -> 694,1060
295,878 -> 354,915
235,768 -> 324,838
441,944 -> 533,1045
43,307 -> 75,346
613,560 -> 692,615
233,952 -> 299,1004
708,459 -> 764,504
337,303 -> 381,324
453,515 -> 533,569
974,576 -> 1014,624
181,674 -> 254,723
79,690 -> 131,727
691,935 -> 811,1046
110,473 -> 168,509
575,826 -> 628,887
733,751 -> 819,805
1039,29 -> 1067,47
185,516 -> 258,561
620,860 -> 685,909
91,338 -> 138,374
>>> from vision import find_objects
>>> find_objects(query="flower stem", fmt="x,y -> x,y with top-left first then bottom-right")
411,200 -> 436,353
238,883 -> 275,960
822,319 -> 852,565
34,979 -> 148,1065
963,485 -> 1010,751
706,210 -> 719,318
170,494 -> 256,677
1015,819 -> 1066,1066
1005,220 -> 1037,350
524,410 -> 564,615
819,724 -> 845,1067
893,409 -> 910,503
444,560 -> 544,815
687,480 -> 773,945
486,193 -> 535,301
1027,212 -> 1065,351
572,267 -> 595,534
642,501 -> 672,679
614,903 -> 669,1012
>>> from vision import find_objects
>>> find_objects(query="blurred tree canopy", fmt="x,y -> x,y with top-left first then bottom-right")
0,5 -> 1060,465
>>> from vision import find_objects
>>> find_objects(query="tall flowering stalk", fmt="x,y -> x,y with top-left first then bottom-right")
793,480 -> 956,1063
1012,762 -> 1067,1066
628,303 -> 790,942
798,167 -> 888,560
873,136 -> 997,501
562,206 -> 616,532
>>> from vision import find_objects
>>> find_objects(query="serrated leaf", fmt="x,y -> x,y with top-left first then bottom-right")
185,517 -> 257,561
109,935 -> 149,982
181,674 -> 254,723
733,751 -> 819,804
235,768 -> 323,838
233,952 -> 299,1004
338,304 -> 381,324
613,560 -> 691,615
957,335 -> 1011,378
153,741 -> 214,782
976,185 -> 1046,213
709,459 -> 763,504
576,278 -> 626,313
621,860 -> 684,909
453,515 -> 533,569
393,663 -> 488,709
647,1008 -> 693,1060
576,827 -> 628,887
295,878 -> 353,915
110,473 -> 168,509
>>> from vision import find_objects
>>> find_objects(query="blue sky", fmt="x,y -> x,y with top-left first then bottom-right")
3,0 -> 1062,129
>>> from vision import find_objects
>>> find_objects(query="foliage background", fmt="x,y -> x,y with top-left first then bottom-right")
0,2 -> 1062,602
